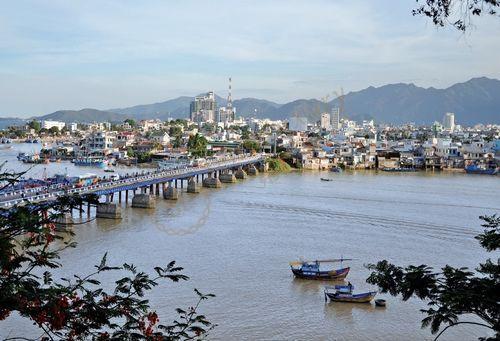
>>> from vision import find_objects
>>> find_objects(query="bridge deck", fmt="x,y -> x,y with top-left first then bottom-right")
0,154 -> 265,208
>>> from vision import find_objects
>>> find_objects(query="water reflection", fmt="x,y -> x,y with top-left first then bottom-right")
291,277 -> 346,295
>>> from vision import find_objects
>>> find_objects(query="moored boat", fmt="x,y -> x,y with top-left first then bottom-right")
381,167 -> 416,172
73,157 -> 108,168
330,167 -> 342,173
320,178 -> 333,182
324,285 -> 377,303
465,164 -> 498,175
375,299 -> 386,307
290,259 -> 351,280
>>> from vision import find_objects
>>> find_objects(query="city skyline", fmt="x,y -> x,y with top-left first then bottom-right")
1,0 -> 500,117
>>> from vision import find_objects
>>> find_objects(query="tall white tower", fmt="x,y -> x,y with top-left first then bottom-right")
443,112 -> 455,132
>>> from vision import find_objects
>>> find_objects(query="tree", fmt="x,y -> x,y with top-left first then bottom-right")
0,168 -> 214,339
49,126 -> 60,135
124,119 -> 136,127
28,120 -> 41,133
242,140 -> 261,153
240,126 -> 251,140
169,126 -> 183,138
126,147 -> 135,158
188,134 -> 208,158
413,0 -> 499,31
366,215 -> 500,340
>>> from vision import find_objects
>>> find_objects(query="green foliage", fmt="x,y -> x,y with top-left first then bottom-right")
49,126 -> 60,135
126,147 -> 135,158
28,120 -> 41,133
169,125 -> 183,138
241,126 -> 251,140
266,158 -> 291,172
124,119 -> 136,127
366,215 -> 500,340
136,152 -> 152,163
188,133 -> 208,157
0,168 -> 214,339
242,140 -> 261,152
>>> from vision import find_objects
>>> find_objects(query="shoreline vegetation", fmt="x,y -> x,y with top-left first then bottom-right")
266,157 -> 292,172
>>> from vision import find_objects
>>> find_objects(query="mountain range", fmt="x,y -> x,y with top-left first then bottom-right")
1,77 -> 498,129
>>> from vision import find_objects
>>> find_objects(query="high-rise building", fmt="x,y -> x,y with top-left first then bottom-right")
217,77 -> 236,123
443,112 -> 455,132
190,91 -> 216,123
331,107 -> 340,131
320,112 -> 331,130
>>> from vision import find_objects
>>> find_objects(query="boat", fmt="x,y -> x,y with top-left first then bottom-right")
330,167 -> 342,173
73,157 -> 108,168
320,178 -> 333,182
375,299 -> 386,307
381,167 -> 416,172
104,168 -> 115,173
324,285 -> 377,303
290,259 -> 351,280
465,164 -> 498,175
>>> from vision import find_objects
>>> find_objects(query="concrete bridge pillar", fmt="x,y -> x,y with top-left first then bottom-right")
132,193 -> 156,208
96,203 -> 122,219
202,175 -> 222,188
235,167 -> 248,179
219,172 -> 236,183
187,177 -> 199,193
247,164 -> 259,175
163,182 -> 179,200
125,190 -> 129,203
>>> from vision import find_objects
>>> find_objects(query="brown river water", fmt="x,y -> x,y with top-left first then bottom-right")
1,144 -> 499,340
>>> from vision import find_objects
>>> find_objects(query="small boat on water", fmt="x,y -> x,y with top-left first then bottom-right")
73,157 -> 108,168
324,285 -> 377,303
320,178 -> 333,182
290,259 -> 351,280
104,168 -> 115,173
465,164 -> 498,175
330,167 -> 342,173
381,167 -> 416,172
375,299 -> 386,307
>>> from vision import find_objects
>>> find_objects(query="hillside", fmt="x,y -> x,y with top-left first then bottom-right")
39,108 -> 126,123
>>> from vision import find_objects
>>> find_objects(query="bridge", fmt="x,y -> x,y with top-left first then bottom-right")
0,154 -> 267,217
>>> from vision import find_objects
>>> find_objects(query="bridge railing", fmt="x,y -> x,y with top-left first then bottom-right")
0,154 -> 265,208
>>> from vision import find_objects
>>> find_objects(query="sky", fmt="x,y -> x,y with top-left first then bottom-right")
1,0 -> 499,117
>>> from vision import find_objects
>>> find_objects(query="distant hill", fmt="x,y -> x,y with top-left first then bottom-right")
109,96 -> 193,120
0,117 -> 26,129
332,77 -> 500,125
24,77 -> 500,125
39,108 -> 126,123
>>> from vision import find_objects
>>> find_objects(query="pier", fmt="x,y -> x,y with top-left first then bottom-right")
0,154 -> 266,215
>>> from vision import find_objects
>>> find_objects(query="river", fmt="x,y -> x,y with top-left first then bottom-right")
1,143 -> 499,340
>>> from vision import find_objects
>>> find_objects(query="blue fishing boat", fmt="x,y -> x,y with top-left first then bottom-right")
465,164 -> 498,175
324,285 -> 377,303
289,258 -> 351,280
